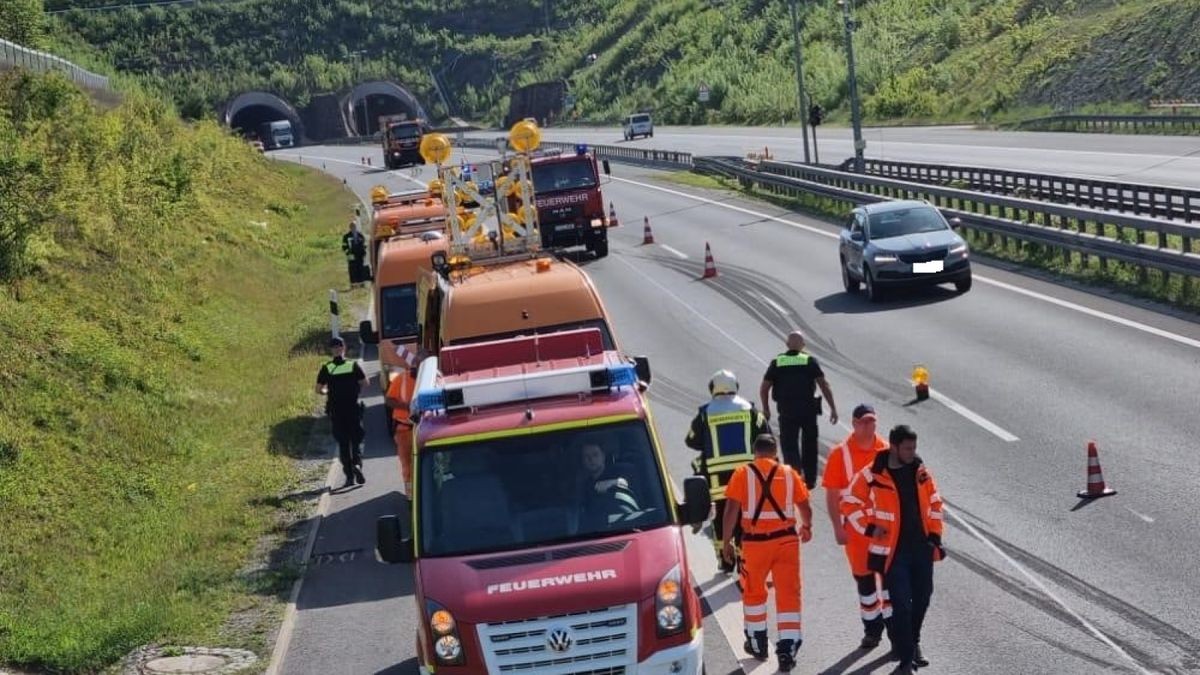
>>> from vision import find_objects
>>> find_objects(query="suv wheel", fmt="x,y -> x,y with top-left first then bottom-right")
593,239 -> 609,258
864,266 -> 882,302
955,273 -> 972,294
841,257 -> 860,294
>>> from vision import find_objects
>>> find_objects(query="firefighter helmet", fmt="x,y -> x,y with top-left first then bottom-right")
708,369 -> 738,396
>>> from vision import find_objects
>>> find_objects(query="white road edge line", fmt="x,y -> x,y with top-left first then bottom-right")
660,244 -> 689,259
926,387 -> 1019,442
618,252 -> 1149,673
274,152 -> 427,187
610,175 -> 1200,353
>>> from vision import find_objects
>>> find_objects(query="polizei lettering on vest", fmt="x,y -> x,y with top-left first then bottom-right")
486,569 -> 618,595
535,192 -> 590,208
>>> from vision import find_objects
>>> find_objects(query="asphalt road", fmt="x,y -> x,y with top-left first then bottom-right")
476,125 -> 1200,189
272,143 -> 1200,675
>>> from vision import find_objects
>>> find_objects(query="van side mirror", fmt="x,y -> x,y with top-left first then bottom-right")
377,515 -> 414,564
680,476 -> 712,527
633,355 -> 651,385
359,320 -> 379,344
602,159 -> 611,175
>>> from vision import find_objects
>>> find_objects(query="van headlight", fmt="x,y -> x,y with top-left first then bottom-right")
428,600 -> 464,665
655,564 -> 685,636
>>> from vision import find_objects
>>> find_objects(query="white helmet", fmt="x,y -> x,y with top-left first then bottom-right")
709,369 -> 738,396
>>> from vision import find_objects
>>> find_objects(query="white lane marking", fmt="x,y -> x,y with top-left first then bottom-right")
930,389 -> 1019,442
619,250 -> 1152,673
757,292 -> 790,318
275,152 -> 427,187
660,244 -> 689,259
1124,506 -> 1155,524
610,175 -> 1200,353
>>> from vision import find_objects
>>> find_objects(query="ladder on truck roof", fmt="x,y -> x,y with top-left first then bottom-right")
410,328 -> 636,416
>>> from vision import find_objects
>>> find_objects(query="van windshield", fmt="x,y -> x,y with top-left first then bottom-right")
380,283 -> 419,339
419,420 -> 671,557
532,158 -> 597,193
631,115 -> 650,124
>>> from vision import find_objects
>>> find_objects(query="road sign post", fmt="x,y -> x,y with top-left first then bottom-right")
698,83 -> 710,103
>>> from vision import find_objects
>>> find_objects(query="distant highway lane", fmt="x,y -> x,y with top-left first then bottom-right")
273,143 -> 1200,675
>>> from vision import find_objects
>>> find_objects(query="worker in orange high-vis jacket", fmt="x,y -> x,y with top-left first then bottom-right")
384,363 -> 419,497
822,404 -> 892,651
721,434 -> 813,672
841,425 -> 946,675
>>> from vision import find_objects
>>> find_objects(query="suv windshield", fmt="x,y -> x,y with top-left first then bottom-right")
419,420 -> 671,557
868,207 -> 948,240
532,159 -> 597,193
380,283 -> 418,339
631,115 -> 650,124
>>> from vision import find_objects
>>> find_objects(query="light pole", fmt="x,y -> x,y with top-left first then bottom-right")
838,0 -> 865,172
351,50 -> 370,135
789,0 -> 811,164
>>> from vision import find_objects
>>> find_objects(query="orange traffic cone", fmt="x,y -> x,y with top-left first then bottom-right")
609,202 -> 619,227
702,242 -> 718,279
1077,441 -> 1116,499
642,216 -> 654,245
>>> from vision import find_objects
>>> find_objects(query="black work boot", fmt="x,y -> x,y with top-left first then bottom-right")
776,639 -> 801,672
341,473 -> 355,490
913,644 -> 929,668
860,632 -> 882,649
354,467 -> 366,485
743,630 -> 768,660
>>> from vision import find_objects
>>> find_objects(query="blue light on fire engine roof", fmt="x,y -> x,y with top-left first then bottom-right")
575,144 -> 588,156
411,363 -> 638,414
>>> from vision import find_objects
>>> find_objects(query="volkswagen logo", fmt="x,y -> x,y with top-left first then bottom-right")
546,627 -> 574,653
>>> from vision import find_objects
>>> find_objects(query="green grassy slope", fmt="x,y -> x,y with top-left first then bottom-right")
43,0 -> 1200,126
0,71 -> 355,671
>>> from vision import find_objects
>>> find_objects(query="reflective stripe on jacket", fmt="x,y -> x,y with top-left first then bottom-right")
840,451 -> 945,574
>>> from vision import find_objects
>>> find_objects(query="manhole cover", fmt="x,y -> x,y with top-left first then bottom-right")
122,646 -> 257,674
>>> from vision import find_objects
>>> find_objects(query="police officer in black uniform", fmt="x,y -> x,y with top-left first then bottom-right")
342,218 -> 368,287
316,336 -> 369,488
759,330 -> 839,489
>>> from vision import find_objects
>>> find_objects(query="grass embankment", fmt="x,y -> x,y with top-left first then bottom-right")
663,171 -> 1200,311
0,71 -> 358,671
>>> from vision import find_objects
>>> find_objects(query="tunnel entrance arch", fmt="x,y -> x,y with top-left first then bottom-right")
344,81 -> 429,136
223,92 -> 306,143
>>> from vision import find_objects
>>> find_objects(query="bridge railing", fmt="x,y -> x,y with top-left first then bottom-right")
455,135 -> 694,170
0,38 -> 110,91
1013,114 -> 1200,134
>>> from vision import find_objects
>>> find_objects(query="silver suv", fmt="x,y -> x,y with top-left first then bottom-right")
623,113 -> 653,140
839,200 -> 971,301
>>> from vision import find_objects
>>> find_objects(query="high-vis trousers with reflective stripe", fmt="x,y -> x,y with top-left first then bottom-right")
854,573 -> 889,636
740,534 -> 803,643
393,423 -> 413,496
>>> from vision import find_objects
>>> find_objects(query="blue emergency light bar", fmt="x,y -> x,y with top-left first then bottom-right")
575,144 -> 588,155
411,362 -> 638,416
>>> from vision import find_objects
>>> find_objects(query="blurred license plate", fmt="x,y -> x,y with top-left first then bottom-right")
913,260 -> 943,273
555,223 -> 576,231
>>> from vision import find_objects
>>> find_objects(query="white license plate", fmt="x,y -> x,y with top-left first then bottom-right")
913,260 -> 944,273
555,223 -> 576,231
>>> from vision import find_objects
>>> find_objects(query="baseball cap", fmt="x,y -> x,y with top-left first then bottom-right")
329,336 -> 345,348
852,404 -> 877,420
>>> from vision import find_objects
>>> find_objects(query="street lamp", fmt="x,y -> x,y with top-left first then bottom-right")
789,0 -> 811,164
837,0 -> 865,173
350,50 -> 370,135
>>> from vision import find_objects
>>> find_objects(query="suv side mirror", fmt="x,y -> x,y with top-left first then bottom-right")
849,231 -> 864,242
680,476 -> 712,526
633,355 -> 651,385
359,320 -> 379,344
602,159 -> 612,176
949,216 -> 963,229
377,515 -> 414,564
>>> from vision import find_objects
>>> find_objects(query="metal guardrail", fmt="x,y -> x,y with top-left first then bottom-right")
456,136 -> 694,170
695,156 -> 1200,282
1014,114 -> 1200,134
838,157 -> 1200,224
0,38 -> 110,91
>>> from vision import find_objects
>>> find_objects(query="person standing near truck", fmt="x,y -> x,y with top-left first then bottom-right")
316,336 -> 368,489
342,218 -> 368,288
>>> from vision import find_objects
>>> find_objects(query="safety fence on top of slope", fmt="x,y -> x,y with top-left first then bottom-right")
695,156 -> 1200,286
0,38 -> 110,91
1014,114 -> 1200,135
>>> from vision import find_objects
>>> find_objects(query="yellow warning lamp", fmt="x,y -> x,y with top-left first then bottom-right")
912,364 -> 930,401
427,178 -> 444,197
420,133 -> 453,166
536,258 -> 552,273
370,185 -> 388,205
509,119 -> 541,153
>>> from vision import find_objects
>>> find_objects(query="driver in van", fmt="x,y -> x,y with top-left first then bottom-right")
578,442 -> 639,529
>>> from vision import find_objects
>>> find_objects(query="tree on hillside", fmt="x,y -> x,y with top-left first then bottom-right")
0,0 -> 44,47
